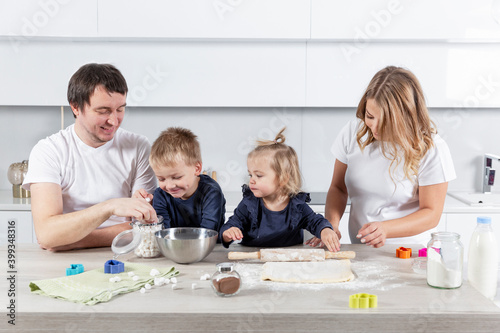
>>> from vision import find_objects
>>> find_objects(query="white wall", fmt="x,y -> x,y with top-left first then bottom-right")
1,105 -> 499,194
1,0 -> 499,194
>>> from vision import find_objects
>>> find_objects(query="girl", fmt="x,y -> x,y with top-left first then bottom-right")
221,128 -> 338,252
307,66 -> 456,249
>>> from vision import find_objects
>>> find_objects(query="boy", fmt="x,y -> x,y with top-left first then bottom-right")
135,127 -> 226,232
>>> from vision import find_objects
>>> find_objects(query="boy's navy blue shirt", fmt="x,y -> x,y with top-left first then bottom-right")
220,185 -> 333,248
153,174 -> 226,233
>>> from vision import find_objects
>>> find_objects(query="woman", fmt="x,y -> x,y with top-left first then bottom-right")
308,66 -> 456,250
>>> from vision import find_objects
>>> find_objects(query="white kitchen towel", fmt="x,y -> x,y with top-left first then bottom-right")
29,263 -> 179,305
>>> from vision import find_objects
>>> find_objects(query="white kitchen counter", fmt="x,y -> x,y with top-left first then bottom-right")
0,190 -> 30,211
2,243 -> 498,332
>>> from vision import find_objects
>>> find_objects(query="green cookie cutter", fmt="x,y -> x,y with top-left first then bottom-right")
349,293 -> 378,308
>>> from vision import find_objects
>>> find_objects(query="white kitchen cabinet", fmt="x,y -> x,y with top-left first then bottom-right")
0,41 -> 307,107
446,213 -> 500,263
306,42 -> 500,108
311,0 -> 500,41
0,211 -> 35,244
0,0 -> 97,39
97,0 -> 310,39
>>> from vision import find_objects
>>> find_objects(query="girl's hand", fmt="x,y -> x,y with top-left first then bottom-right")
305,236 -> 323,248
305,228 -> 341,249
320,228 -> 341,252
133,189 -> 154,203
357,222 -> 387,248
222,227 -> 243,243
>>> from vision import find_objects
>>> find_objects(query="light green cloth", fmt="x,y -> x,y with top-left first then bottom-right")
29,263 -> 179,305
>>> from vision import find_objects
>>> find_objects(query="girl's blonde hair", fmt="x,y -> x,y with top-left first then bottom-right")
248,127 -> 302,198
356,66 -> 436,183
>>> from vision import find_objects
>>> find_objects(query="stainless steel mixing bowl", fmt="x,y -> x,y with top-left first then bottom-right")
155,227 -> 218,264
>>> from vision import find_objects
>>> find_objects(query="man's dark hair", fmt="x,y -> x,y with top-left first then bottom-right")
67,63 -> 128,116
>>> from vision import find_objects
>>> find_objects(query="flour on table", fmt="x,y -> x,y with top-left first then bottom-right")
235,260 -> 408,292
261,260 -> 354,283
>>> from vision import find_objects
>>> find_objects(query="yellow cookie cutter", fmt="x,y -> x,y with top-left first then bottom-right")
349,293 -> 378,308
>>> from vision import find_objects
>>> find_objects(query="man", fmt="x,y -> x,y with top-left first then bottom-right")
22,63 -> 157,251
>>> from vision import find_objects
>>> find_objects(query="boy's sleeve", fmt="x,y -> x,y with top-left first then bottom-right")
200,188 -> 226,232
152,188 -> 173,228
300,204 -> 333,239
219,202 -> 249,248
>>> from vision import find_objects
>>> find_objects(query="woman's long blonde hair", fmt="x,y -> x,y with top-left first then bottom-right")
356,66 -> 436,183
248,127 -> 302,198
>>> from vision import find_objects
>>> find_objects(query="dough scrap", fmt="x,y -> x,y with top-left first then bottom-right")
261,260 -> 354,283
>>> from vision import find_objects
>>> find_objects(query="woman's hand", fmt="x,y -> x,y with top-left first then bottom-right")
320,228 -> 341,252
222,227 -> 243,243
356,222 -> 387,248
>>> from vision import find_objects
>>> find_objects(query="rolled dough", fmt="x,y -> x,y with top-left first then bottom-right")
261,260 -> 354,283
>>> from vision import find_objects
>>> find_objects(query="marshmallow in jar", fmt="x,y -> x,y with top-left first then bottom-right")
132,218 -> 164,258
111,216 -> 164,259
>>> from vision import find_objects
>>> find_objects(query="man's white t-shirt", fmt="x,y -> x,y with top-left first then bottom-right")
331,120 -> 456,246
23,124 -> 157,228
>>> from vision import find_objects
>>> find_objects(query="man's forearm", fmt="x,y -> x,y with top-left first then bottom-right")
43,222 -> 132,252
34,200 -> 117,249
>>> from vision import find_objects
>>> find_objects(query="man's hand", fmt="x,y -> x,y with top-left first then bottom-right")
132,189 -> 154,203
106,197 -> 158,221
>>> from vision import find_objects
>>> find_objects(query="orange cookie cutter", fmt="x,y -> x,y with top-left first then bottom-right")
396,247 -> 412,259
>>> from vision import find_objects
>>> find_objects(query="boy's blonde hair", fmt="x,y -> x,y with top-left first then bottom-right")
356,66 -> 435,183
149,127 -> 202,168
248,127 -> 302,198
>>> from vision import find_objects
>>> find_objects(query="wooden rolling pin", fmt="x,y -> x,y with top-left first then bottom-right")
228,248 -> 355,262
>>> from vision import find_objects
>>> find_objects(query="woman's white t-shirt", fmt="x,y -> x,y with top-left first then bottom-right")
331,120 -> 456,246
23,124 -> 157,228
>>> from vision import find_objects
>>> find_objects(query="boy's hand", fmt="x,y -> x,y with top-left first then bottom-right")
222,227 -> 243,243
133,189 -> 154,203
320,228 -> 340,252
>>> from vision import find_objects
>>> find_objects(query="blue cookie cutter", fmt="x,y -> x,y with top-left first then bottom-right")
66,264 -> 84,276
104,260 -> 125,274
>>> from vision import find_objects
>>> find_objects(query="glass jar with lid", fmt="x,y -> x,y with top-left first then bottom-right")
111,216 -> 164,259
211,262 -> 241,297
426,232 -> 463,289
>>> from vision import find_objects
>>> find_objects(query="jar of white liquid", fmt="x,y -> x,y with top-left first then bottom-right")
468,216 -> 498,300
427,232 -> 463,289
